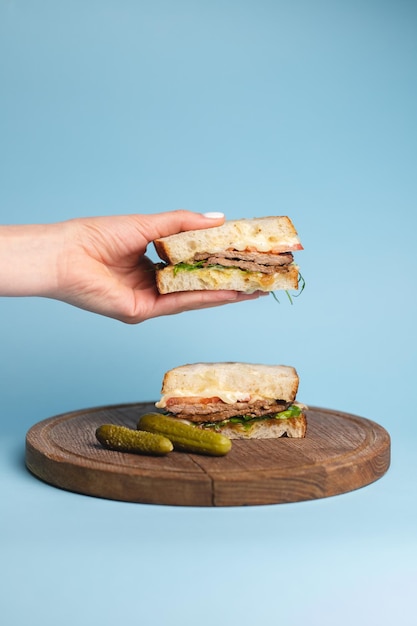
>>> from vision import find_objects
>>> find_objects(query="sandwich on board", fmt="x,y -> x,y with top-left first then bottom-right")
153,216 -> 303,294
155,362 -> 307,439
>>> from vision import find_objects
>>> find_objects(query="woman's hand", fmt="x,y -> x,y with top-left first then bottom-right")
0,210 -> 265,323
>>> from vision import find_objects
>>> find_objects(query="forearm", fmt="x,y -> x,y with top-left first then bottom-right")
0,223 -> 62,297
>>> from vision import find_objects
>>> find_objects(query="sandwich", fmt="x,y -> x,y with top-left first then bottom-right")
155,362 -> 307,439
153,216 -> 303,294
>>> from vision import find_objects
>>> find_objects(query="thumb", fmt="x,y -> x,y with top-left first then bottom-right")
133,210 -> 225,243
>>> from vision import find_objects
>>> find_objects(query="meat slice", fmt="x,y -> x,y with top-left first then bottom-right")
193,251 -> 294,274
167,399 -> 291,423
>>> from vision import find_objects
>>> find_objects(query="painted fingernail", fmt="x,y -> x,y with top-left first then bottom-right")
238,291 -> 269,300
203,212 -> 224,219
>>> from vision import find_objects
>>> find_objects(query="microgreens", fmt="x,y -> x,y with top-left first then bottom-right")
271,272 -> 305,304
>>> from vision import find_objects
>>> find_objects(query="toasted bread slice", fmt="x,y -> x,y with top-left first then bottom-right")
154,216 -> 302,264
155,263 -> 299,294
156,362 -> 300,407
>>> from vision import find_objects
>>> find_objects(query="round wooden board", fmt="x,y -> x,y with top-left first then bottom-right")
25,403 -> 390,507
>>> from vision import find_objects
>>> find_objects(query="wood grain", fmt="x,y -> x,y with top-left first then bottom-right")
25,402 -> 390,506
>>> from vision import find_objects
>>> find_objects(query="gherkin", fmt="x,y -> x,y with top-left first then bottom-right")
96,424 -> 173,455
137,413 -> 232,456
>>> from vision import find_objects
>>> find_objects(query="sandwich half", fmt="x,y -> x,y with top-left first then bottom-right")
155,362 -> 307,439
154,216 -> 302,294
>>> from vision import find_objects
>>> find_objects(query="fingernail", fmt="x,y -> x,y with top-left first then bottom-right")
243,291 -> 269,299
203,212 -> 224,219
233,291 -> 263,301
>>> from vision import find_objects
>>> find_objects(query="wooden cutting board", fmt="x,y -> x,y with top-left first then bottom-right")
25,402 -> 390,507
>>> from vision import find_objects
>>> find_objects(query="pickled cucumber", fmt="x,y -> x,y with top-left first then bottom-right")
96,424 -> 173,455
137,413 -> 232,456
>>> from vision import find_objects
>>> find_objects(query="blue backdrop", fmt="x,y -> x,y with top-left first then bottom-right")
1,2 -> 416,625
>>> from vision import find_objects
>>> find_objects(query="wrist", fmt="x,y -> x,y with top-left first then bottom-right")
0,223 -> 62,297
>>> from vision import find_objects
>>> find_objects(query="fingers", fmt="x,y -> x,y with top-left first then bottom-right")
147,290 -> 269,320
133,210 -> 225,243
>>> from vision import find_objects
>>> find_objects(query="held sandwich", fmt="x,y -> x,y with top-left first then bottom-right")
155,362 -> 307,439
153,216 -> 303,294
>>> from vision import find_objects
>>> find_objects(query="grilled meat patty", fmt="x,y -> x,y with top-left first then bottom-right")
193,251 -> 294,274
166,398 -> 291,423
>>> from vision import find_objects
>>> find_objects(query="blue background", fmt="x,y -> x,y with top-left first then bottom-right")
1,1 -> 416,625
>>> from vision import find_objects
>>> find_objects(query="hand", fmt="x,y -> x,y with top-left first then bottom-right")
0,210 -> 266,323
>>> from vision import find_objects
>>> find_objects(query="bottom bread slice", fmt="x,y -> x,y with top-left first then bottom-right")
156,264 -> 299,294
198,414 -> 307,439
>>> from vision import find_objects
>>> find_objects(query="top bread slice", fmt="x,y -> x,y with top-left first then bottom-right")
156,362 -> 300,407
154,216 -> 301,264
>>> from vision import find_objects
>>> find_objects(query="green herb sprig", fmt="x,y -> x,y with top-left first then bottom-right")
272,272 -> 305,304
